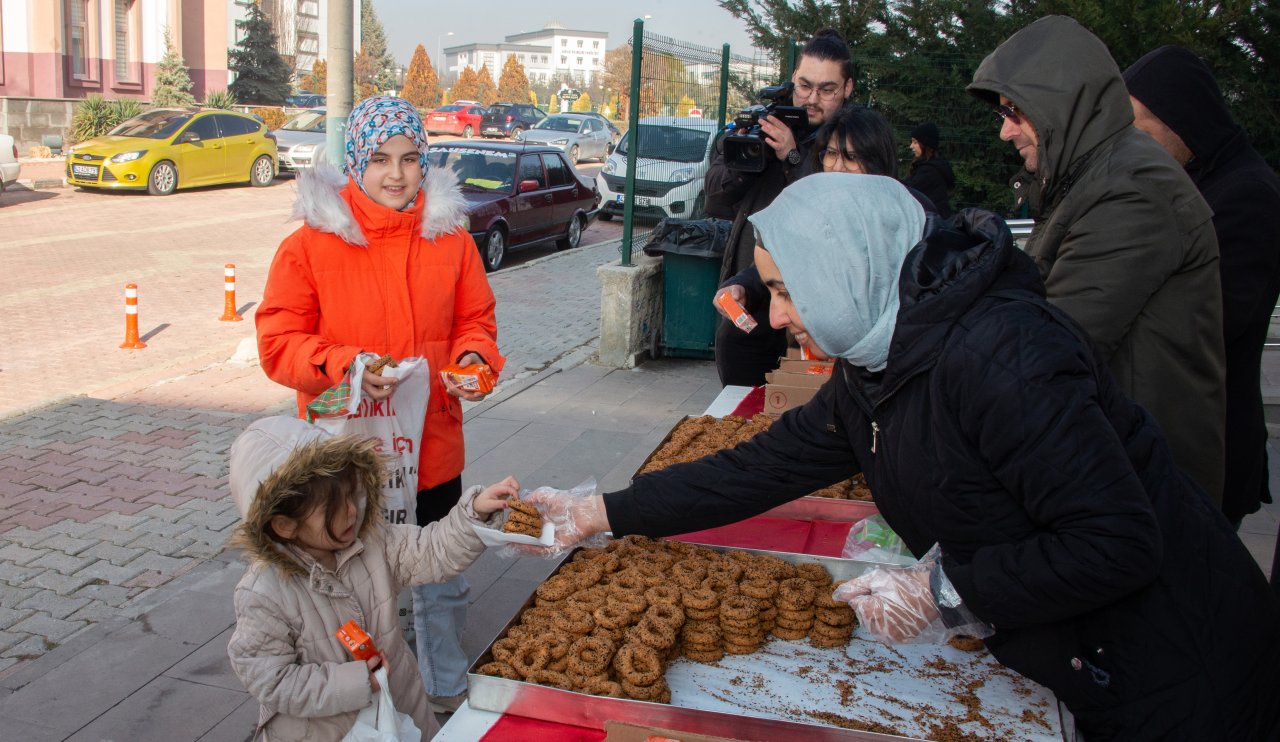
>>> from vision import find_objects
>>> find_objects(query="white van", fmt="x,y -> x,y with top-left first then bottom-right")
595,116 -> 720,221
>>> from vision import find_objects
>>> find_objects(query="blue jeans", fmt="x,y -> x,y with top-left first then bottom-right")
412,576 -> 469,697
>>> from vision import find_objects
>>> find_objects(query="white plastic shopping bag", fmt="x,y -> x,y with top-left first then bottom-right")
306,352 -> 430,526
341,667 -> 422,742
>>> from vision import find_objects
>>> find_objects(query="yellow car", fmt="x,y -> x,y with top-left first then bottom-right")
66,108 -> 278,195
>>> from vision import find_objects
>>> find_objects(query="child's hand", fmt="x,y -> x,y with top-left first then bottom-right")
475,476 -> 519,516
366,654 -> 383,692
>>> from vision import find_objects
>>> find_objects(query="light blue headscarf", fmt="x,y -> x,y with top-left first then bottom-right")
748,173 -> 926,371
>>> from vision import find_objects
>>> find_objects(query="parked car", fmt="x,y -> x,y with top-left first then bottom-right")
66,108 -> 277,195
425,103 -> 488,138
595,116 -> 719,221
286,92 -> 324,108
480,103 -> 547,139
516,113 -> 612,164
0,133 -> 19,196
578,111 -> 622,144
426,141 -> 600,272
275,108 -> 327,173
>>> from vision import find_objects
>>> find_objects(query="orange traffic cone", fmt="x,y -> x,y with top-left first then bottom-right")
219,263 -> 243,322
120,283 -> 146,349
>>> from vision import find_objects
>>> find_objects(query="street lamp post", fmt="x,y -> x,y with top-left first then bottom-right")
437,31 -> 454,79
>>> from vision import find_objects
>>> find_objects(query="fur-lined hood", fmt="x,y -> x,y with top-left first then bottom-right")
228,416 -> 385,578
291,159 -> 468,245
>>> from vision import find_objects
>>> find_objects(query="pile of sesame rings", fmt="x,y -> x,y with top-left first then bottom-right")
639,415 -> 873,500
477,535 -> 859,702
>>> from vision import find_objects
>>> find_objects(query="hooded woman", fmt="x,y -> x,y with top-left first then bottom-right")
539,174 -> 1280,740
256,96 -> 503,713
900,122 -> 954,217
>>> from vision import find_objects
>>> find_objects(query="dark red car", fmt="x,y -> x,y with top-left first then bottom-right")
427,141 -> 600,271
425,103 -> 488,139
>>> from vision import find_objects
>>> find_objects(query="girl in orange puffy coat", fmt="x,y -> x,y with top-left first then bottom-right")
256,95 -> 503,712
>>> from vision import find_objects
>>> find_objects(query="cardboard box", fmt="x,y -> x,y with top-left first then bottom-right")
775,358 -> 834,375
604,720 -> 749,742
763,367 -> 830,415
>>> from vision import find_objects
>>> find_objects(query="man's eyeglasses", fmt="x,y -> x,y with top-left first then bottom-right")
794,79 -> 843,101
995,104 -> 1023,125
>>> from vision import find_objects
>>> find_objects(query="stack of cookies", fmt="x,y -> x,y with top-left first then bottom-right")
501,499 -> 544,538
478,536 -> 864,703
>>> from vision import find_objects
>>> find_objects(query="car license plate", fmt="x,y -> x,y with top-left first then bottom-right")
637,196 -> 651,207
432,116 -> 446,121
72,164 -> 98,178
483,127 -> 500,134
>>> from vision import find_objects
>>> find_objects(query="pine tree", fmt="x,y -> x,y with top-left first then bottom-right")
475,64 -> 498,106
402,44 -> 438,109
496,55 -> 531,106
360,0 -> 396,91
572,91 -> 593,112
228,2 -> 291,105
152,29 -> 196,107
451,66 -> 480,102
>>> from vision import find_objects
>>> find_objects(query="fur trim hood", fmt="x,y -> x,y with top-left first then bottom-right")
228,416 -> 385,578
290,159 -> 468,245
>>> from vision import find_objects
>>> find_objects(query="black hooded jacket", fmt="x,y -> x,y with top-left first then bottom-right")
1125,45 -> 1280,522
604,209 -> 1280,740
902,157 -> 954,217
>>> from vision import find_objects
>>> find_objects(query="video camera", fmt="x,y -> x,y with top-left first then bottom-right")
722,82 -> 808,173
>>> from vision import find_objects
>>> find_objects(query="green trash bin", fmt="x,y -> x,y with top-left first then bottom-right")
643,219 -> 731,359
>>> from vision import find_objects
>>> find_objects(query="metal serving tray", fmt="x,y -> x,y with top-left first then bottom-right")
635,416 -> 879,523
466,545 -> 1070,741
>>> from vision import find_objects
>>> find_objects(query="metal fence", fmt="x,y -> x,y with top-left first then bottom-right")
613,21 -> 781,265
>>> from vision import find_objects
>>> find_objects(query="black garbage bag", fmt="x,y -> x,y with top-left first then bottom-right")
642,218 -> 732,259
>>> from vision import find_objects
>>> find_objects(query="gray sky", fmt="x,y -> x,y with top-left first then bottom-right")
373,0 -> 761,65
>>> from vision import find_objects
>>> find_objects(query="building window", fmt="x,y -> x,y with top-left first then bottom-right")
593,40 -> 599,48
560,55 -> 566,64
67,0 -> 93,78
576,57 -> 583,65
577,39 -> 583,48
560,38 -> 567,46
113,0 -> 137,83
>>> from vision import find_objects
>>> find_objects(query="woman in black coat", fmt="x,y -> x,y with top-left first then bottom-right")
539,174 -> 1280,741
901,122 -> 954,217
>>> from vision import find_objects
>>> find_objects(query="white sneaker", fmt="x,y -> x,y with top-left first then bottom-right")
428,691 -> 466,714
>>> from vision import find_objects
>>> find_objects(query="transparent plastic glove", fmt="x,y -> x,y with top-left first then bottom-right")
832,544 -> 993,645
506,477 -> 610,559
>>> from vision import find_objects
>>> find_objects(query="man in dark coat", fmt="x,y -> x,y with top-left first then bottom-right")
534,174 -> 1280,740
967,16 -> 1227,506
704,30 -> 853,386
1123,45 -> 1280,526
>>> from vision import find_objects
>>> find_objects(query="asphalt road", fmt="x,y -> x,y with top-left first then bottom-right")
0,157 -> 621,418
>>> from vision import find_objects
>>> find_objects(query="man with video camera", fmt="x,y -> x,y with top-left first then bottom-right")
705,29 -> 854,386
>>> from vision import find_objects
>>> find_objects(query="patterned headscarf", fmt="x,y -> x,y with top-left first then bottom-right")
343,96 -> 429,200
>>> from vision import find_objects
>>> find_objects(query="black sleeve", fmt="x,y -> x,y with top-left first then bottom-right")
603,378 -> 862,537
721,266 -> 769,313
704,140 -> 759,219
1212,177 -> 1280,345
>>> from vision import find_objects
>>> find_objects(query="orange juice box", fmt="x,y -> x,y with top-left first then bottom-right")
336,620 -> 379,661
714,291 -> 757,333
440,363 -> 496,394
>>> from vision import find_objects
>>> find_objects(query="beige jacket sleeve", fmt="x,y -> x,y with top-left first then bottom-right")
227,577 -> 373,719
384,484 -> 489,590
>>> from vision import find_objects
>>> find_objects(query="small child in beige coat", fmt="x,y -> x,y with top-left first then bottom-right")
226,416 -> 516,741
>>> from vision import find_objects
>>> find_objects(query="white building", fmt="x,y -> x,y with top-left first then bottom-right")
229,0 -> 360,80
444,21 -> 606,87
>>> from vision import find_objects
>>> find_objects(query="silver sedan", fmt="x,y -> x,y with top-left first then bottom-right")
516,113 -> 612,165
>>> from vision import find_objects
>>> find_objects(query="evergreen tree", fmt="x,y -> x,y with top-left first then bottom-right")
572,91 -> 593,112
402,44 -> 439,109
497,55 -> 532,105
152,29 -> 196,107
360,0 -> 396,91
228,2 -> 291,105
475,64 -> 498,105
451,66 -> 480,102
354,46 -> 380,100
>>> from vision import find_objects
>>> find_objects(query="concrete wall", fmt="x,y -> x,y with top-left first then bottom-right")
597,254 -> 664,368
0,98 -> 76,152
